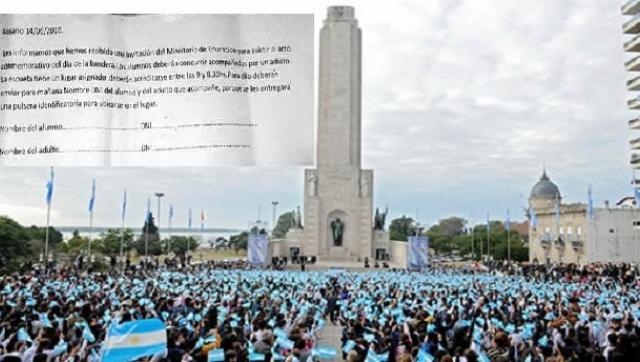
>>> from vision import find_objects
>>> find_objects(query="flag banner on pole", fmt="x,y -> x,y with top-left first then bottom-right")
88,179 -> 96,213
201,209 -> 206,230
554,192 -> 560,226
530,206 -> 538,230
169,205 -> 174,223
45,167 -> 54,205
188,208 -> 193,229
587,185 -> 594,218
101,318 -> 167,362
146,198 -> 151,221
247,234 -> 269,265
407,236 -> 428,269
505,208 -> 510,232
122,190 -> 127,219
634,171 -> 640,208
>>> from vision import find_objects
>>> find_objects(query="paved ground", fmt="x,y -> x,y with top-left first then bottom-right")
316,322 -> 342,361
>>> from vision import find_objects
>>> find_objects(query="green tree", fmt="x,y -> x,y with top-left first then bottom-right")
229,231 -> 249,253
97,228 -> 134,256
166,235 -> 199,256
134,213 -> 162,256
272,211 -> 295,238
65,230 -> 88,256
0,216 -> 33,271
389,215 -> 415,241
452,221 -> 528,262
25,225 -> 63,257
436,217 -> 466,238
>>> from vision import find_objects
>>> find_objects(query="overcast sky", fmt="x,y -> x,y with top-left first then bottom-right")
0,0 -> 633,229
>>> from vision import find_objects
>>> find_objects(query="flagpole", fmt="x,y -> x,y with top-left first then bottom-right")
44,167 -> 53,274
88,208 -> 93,267
44,199 -> 51,273
120,190 -> 126,272
144,198 -> 150,270
120,211 -> 125,271
486,212 -> 490,261
507,228 -> 511,263
187,208 -> 192,271
471,223 -> 475,260
168,206 -> 172,252
506,209 -> 511,263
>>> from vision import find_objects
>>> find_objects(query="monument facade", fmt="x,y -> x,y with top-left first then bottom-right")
272,6 -> 397,263
303,6 -> 374,260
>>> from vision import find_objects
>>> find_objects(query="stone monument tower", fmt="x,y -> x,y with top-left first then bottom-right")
302,6 -> 373,260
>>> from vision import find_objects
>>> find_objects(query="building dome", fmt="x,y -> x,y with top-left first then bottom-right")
530,169 -> 561,199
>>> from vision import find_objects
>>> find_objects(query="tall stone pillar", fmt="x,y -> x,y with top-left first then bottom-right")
302,6 -> 373,261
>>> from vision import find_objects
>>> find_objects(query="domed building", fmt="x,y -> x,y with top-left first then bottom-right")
528,168 -> 640,265
529,168 -> 561,210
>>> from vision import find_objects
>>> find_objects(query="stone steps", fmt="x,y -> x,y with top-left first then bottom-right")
316,322 -> 342,362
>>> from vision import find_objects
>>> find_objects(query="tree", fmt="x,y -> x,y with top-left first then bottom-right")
25,225 -> 63,256
97,228 -> 134,256
134,213 -> 162,256
229,231 -> 249,253
452,221 -> 528,262
213,237 -> 228,250
166,235 -> 199,256
65,230 -> 88,257
272,211 -> 296,239
389,215 -> 415,241
436,217 -> 466,238
0,216 -> 32,271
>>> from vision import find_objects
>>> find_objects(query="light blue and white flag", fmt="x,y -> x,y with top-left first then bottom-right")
530,204 -> 538,230
146,198 -> 151,223
45,167 -> 54,205
88,178 -> 96,213
101,318 -> 167,362
634,172 -> 640,208
122,190 -> 127,220
17,327 -> 31,343
505,208 -> 510,232
208,348 -> 225,362
554,193 -> 560,226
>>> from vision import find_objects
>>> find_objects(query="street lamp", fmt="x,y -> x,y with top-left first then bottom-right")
271,201 -> 279,230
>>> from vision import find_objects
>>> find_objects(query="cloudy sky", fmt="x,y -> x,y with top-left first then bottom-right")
0,0 -> 633,230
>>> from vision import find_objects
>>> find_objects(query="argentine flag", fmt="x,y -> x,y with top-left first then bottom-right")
101,318 -> 166,362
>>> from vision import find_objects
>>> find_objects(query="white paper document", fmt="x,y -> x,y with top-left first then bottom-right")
0,14 -> 314,166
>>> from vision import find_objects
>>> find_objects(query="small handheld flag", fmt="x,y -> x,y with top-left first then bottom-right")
88,179 -> 96,213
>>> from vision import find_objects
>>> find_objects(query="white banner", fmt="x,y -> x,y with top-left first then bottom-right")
248,234 -> 269,265
0,14 -> 314,166
407,236 -> 429,269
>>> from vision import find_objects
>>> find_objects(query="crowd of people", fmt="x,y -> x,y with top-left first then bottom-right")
0,261 -> 637,362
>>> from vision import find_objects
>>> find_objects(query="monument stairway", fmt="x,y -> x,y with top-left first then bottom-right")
316,321 -> 342,361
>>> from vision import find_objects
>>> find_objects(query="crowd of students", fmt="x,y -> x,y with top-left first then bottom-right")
0,261 -> 637,362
